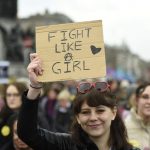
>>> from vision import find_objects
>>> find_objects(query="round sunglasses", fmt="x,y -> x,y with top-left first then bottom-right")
77,81 -> 110,94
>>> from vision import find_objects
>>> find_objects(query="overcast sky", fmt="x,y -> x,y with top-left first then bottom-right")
18,0 -> 150,61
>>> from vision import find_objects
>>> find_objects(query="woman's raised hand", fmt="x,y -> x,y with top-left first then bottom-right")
27,53 -> 43,87
27,53 -> 44,99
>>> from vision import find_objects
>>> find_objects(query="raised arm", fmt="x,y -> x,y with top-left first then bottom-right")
17,53 -> 45,149
17,53 -> 73,150
27,53 -> 43,100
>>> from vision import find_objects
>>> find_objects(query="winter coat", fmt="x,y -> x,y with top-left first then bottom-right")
125,107 -> 150,150
18,92 -> 141,150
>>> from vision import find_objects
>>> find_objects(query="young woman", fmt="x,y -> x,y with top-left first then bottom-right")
0,82 -> 27,149
17,53 -> 140,150
125,83 -> 150,149
1,113 -> 33,150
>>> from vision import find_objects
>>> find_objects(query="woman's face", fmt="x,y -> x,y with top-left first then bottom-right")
76,101 -> 116,139
59,99 -> 69,108
48,90 -> 58,100
6,85 -> 22,110
13,121 -> 31,150
137,85 -> 150,119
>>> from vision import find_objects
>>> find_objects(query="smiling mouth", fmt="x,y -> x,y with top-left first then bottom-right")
88,124 -> 101,128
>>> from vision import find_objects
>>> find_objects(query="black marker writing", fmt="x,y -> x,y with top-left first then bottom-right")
61,30 -> 68,41
52,62 -> 61,74
48,31 -> 57,42
51,60 -> 90,74
64,61 -> 71,73
55,41 -> 82,53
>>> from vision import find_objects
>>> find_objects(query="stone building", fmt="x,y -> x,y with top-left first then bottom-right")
105,44 -> 150,81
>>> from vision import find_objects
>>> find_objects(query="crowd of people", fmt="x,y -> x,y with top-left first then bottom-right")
0,53 -> 149,150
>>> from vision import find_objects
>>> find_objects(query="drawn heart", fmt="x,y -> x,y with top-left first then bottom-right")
90,45 -> 101,55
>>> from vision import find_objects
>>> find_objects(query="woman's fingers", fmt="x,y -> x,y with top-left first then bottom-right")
33,60 -> 43,76
27,53 -> 44,84
30,53 -> 38,61
29,53 -> 43,75
27,53 -> 44,87
27,62 -> 43,75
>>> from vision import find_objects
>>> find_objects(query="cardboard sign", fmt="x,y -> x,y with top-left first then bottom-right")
36,20 -> 106,82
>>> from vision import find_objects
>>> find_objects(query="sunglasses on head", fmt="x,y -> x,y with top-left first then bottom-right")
77,81 -> 110,94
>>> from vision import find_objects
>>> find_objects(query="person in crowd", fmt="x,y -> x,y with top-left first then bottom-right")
0,82 -> 27,148
65,80 -> 77,95
38,82 -> 63,130
53,89 -> 73,132
12,114 -> 33,150
125,82 -> 150,150
17,53 -> 140,150
107,79 -> 120,95
1,113 -> 32,150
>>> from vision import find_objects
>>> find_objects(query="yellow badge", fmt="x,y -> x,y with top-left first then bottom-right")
1,125 -> 10,136
129,139 -> 140,148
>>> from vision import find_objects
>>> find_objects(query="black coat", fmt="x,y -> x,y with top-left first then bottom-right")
17,92 -> 140,150
0,106 -> 14,149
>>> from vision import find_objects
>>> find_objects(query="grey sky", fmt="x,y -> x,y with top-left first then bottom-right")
18,0 -> 150,61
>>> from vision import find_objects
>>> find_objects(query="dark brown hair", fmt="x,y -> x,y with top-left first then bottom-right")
71,89 -> 132,150
4,82 -> 27,100
0,83 -> 27,133
136,82 -> 150,98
